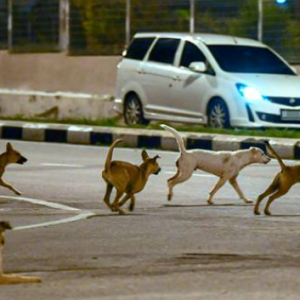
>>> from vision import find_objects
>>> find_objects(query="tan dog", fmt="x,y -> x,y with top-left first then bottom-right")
0,143 -> 27,195
254,141 -> 300,216
0,221 -> 41,284
161,124 -> 271,204
102,139 -> 161,214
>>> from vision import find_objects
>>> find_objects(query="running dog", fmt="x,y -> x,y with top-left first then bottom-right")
0,143 -> 27,196
161,124 -> 271,204
0,221 -> 41,284
254,141 -> 300,216
102,139 -> 161,214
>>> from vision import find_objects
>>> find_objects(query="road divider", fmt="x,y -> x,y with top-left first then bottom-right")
0,120 -> 299,159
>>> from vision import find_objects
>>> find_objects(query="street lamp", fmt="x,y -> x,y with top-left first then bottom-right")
258,0 -> 287,42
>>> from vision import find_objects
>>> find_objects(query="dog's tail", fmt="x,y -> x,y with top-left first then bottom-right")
160,124 -> 187,154
265,141 -> 286,172
104,139 -> 122,172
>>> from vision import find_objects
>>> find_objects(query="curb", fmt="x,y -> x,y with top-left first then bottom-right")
0,120 -> 299,159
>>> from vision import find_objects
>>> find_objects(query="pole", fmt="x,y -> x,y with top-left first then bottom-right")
126,0 -> 131,45
190,0 -> 195,33
59,0 -> 70,52
258,0 -> 263,42
8,0 -> 13,51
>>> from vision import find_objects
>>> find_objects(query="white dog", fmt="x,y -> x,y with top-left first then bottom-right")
161,124 -> 271,204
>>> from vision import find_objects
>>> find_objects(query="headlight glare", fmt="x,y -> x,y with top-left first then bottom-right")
236,84 -> 263,101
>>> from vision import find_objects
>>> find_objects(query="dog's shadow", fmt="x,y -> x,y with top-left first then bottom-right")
87,213 -> 145,219
162,203 -> 253,208
268,214 -> 300,218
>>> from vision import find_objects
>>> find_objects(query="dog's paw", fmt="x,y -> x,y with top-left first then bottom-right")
264,210 -> 272,216
118,210 -> 126,215
167,194 -> 172,201
245,200 -> 253,204
207,200 -> 214,205
14,190 -> 22,196
254,210 -> 261,215
110,205 -> 118,212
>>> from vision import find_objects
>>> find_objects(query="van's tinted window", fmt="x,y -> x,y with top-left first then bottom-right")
149,38 -> 180,65
180,42 -> 206,68
125,38 -> 155,60
208,45 -> 295,75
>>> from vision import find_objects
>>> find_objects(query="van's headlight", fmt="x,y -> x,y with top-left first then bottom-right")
236,84 -> 264,101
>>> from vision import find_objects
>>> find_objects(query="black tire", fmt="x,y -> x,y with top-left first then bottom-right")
124,94 -> 149,125
207,98 -> 231,129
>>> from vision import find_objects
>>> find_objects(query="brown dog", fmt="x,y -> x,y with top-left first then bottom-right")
102,139 -> 161,214
254,141 -> 299,216
0,143 -> 27,196
0,221 -> 41,284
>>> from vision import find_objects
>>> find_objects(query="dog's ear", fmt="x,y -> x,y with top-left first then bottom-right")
154,155 -> 161,160
141,149 -> 149,162
6,142 -> 13,152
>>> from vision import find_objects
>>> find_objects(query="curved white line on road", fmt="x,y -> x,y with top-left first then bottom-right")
13,211 -> 95,231
0,195 -> 80,212
0,195 -> 95,231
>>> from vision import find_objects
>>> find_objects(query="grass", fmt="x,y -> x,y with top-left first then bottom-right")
1,115 -> 300,140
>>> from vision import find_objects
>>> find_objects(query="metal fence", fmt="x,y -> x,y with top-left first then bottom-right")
0,0 -> 299,62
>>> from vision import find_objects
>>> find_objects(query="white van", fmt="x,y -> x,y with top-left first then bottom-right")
114,32 -> 300,128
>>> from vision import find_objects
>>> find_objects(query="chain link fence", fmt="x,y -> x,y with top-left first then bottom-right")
0,0 -> 299,62
0,0 -> 8,49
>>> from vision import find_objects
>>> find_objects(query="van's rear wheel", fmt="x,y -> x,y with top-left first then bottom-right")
207,99 -> 231,129
124,94 -> 149,125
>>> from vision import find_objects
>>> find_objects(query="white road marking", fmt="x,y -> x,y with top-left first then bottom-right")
40,163 -> 84,168
13,211 -> 95,231
0,195 -> 95,231
0,196 -> 80,212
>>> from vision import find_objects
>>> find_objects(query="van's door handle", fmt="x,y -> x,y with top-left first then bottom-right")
172,76 -> 181,82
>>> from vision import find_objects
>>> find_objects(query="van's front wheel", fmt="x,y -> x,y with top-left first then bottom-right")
207,99 -> 231,129
124,94 -> 149,126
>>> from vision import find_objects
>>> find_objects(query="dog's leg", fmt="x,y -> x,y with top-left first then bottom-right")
254,174 -> 280,215
118,194 -> 135,212
102,183 -> 113,210
229,177 -> 252,204
0,179 -> 21,196
167,168 -> 181,201
129,196 -> 136,211
264,187 -> 290,216
167,166 -> 194,201
207,177 -> 227,205
111,190 -> 125,215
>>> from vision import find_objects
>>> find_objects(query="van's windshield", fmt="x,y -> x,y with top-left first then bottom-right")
208,45 -> 295,75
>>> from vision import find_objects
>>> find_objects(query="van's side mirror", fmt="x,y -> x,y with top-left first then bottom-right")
189,62 -> 207,73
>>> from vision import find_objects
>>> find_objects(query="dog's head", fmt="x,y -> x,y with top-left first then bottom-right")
5,143 -> 28,165
250,147 -> 271,164
141,150 -> 161,175
0,221 -> 12,232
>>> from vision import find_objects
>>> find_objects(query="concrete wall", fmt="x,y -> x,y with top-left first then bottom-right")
0,89 -> 117,120
0,51 -> 121,96
0,51 -> 299,97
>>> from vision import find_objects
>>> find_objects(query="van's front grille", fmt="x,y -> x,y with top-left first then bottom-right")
267,96 -> 300,107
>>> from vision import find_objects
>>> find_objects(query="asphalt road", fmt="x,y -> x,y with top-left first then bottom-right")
0,140 -> 300,300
